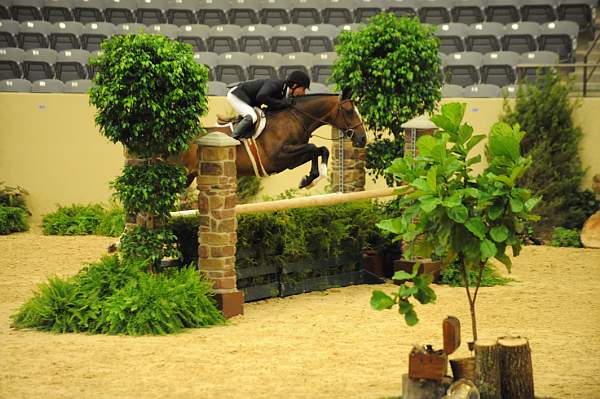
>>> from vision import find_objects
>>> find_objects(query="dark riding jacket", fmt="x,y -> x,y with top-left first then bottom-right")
231,78 -> 290,111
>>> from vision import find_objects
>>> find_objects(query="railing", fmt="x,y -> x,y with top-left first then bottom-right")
516,63 -> 600,96
583,31 -> 600,96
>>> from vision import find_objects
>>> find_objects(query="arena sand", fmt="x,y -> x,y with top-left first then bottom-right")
1,230 -> 599,399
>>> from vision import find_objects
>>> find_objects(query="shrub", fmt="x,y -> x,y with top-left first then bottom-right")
440,261 -> 512,287
0,182 -> 29,213
549,227 -> 582,247
0,206 -> 29,235
237,176 -> 262,204
94,206 -> 125,237
42,204 -> 105,235
11,255 -> 224,335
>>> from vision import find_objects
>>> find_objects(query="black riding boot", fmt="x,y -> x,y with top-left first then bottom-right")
231,115 -> 254,140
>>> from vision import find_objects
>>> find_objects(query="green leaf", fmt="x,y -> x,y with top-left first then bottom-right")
427,167 -> 437,191
370,291 -> 395,310
420,197 -> 441,213
399,285 -> 419,297
495,252 -> 512,272
465,217 -> 488,239
447,205 -> 468,223
488,122 -> 520,162
439,102 -> 465,133
480,239 -> 497,259
466,154 -> 482,167
404,309 -> 419,326
414,286 -> 437,304
377,218 -> 403,234
466,134 -> 486,153
443,192 -> 463,208
490,225 -> 509,242
416,136 -> 437,158
509,196 -> 524,213
488,204 -> 504,220
525,197 -> 541,212
413,274 -> 433,288
392,270 -> 413,282
398,300 -> 413,315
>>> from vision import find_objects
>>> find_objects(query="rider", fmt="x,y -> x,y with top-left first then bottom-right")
226,71 -> 311,140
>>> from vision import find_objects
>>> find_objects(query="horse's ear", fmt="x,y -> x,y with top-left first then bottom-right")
341,87 -> 353,100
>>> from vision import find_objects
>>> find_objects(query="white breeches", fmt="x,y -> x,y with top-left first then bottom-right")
227,88 -> 257,123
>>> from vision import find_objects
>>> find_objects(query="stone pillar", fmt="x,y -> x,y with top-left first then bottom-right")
195,132 -> 244,318
329,127 -> 366,193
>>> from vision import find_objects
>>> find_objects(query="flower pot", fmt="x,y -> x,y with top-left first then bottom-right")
393,259 -> 443,283
449,356 -> 476,382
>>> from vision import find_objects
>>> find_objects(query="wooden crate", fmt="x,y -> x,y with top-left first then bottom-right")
408,349 -> 448,381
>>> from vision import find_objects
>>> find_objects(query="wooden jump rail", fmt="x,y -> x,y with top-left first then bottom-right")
171,187 -> 405,217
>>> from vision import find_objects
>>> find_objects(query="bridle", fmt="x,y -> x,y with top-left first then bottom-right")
291,97 -> 365,141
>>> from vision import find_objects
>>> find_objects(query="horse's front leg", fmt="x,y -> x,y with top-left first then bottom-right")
277,143 -> 324,189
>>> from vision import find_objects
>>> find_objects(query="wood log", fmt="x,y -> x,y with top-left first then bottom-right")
498,336 -> 534,399
474,340 -> 501,399
402,373 -> 451,399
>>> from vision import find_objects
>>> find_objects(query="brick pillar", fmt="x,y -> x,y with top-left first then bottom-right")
329,127 -> 366,193
195,132 -> 243,318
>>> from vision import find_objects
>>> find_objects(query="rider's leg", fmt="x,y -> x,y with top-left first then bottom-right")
226,89 -> 257,140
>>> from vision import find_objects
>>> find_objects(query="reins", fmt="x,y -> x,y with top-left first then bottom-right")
288,98 -> 365,141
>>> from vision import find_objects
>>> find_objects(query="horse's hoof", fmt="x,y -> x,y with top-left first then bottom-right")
299,175 -> 312,189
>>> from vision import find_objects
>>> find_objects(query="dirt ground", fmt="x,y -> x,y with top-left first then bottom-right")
1,230 -> 599,399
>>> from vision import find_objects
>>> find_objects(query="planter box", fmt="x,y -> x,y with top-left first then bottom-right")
363,249 -> 385,277
242,282 -> 280,302
393,259 -> 443,283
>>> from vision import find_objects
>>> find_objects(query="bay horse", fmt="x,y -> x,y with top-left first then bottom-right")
173,88 -> 367,189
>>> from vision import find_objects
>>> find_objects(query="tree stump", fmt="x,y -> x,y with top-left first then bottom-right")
474,340 -> 501,399
498,337 -> 534,399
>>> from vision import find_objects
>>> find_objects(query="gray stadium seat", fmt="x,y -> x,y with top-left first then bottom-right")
104,0 -> 136,24
311,51 -> 336,84
451,0 -> 485,24
32,78 -> 65,92
0,78 -> 33,92
270,23 -> 304,54
193,51 -> 218,79
114,22 -> 145,35
81,22 -> 114,51
11,0 -> 44,22
279,51 -> 313,80
215,51 -> 250,84
248,51 -> 281,79
239,24 -> 273,54
166,0 -> 197,26
196,0 -> 228,27
441,83 -> 464,97
538,20 -> 579,62
464,83 -> 501,97
207,24 -> 242,54
466,22 -> 504,53
354,0 -> 387,24
64,78 -> 92,92
51,21 -> 83,50
0,19 -> 20,47
207,80 -> 227,95
228,0 -> 261,26
502,22 -> 541,54
518,50 -> 559,83
419,0 -> 451,24
501,84 -> 518,97
557,0 -> 596,34
136,0 -> 167,25
303,24 -> 339,53
290,0 -> 321,26
18,20 -> 53,49
177,24 -> 209,51
147,23 -> 178,38
321,0 -> 354,26
308,82 -> 332,93
55,48 -> 89,81
0,48 -> 25,80
435,23 -> 468,54
73,0 -> 104,23
480,51 -> 519,86
520,0 -> 557,24
485,0 -> 521,24
23,48 -> 57,81
0,4 -> 10,19
387,0 -> 417,18
43,0 -> 75,22
444,51 -> 482,86
259,0 -> 291,25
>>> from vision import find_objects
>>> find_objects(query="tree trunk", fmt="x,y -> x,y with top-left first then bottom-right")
498,336 -> 534,399
474,340 -> 502,399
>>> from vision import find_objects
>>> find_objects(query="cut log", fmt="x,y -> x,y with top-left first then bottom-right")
581,210 -> 600,248
450,357 -> 476,382
443,316 -> 461,355
402,373 -> 452,399
474,340 -> 501,399
497,336 -> 534,399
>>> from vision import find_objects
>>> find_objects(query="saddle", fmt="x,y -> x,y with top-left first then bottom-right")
216,107 -> 267,140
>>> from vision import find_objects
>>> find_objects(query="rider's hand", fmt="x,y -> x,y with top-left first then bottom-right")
285,97 -> 296,106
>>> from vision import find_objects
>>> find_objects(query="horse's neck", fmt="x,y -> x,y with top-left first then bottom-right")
292,96 -> 337,137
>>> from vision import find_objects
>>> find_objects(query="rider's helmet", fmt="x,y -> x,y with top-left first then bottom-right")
286,70 -> 311,89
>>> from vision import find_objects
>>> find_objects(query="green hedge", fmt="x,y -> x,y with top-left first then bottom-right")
42,204 -> 124,236
0,206 -> 29,235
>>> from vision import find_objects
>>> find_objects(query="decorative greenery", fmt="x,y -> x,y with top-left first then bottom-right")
41,204 -> 124,237
549,227 -> 582,248
372,103 -> 539,341
562,189 -> 599,230
11,255 -> 225,335
0,182 -> 29,213
237,176 -> 262,204
0,206 -> 29,235
89,34 -> 209,158
111,162 -> 188,219
119,225 -> 181,265
440,260 -> 512,287
502,70 -> 596,236
332,13 -> 442,184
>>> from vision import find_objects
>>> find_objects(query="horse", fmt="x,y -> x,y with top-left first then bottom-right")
172,87 -> 367,189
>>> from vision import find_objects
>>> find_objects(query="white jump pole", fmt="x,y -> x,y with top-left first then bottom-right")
171,187 -> 405,218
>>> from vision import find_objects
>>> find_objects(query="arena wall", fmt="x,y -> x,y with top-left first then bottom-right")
1,93 -> 599,221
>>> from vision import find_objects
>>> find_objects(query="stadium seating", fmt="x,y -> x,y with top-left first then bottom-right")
72,0 -> 104,23
50,21 -> 83,50
480,50 -> 519,86
444,51 -> 483,86
63,78 -> 92,92
166,0 -> 198,26
32,77 -> 65,91
43,0 -> 75,23
0,78 -> 33,91
0,47 -> 25,80
215,51 -> 249,83
207,80 -> 228,95
464,83 -> 502,97
177,24 -> 210,51
248,51 -> 281,79
55,48 -> 88,81
435,23 -> 468,54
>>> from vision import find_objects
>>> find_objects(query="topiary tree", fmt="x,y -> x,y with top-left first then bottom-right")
371,103 -> 539,341
332,13 -> 442,184
502,70 -> 599,236
89,34 -> 209,267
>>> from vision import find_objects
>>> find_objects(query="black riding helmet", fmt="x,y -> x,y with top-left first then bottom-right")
286,70 -> 311,89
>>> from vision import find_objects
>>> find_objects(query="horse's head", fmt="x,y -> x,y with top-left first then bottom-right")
333,88 -> 367,148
